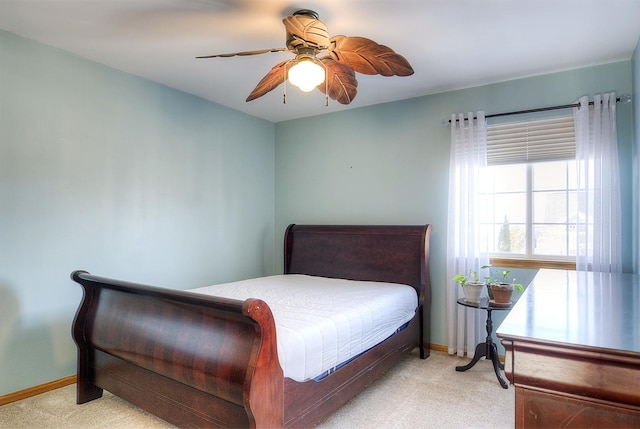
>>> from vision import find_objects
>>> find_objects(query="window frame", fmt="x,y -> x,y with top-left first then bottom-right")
483,115 -> 578,270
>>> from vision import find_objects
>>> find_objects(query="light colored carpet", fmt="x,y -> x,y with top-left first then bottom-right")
0,350 -> 514,428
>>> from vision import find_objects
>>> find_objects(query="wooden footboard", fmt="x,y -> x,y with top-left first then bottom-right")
71,271 -> 284,428
71,224 -> 432,428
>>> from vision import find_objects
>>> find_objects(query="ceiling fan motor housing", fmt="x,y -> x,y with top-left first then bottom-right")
284,10 -> 330,52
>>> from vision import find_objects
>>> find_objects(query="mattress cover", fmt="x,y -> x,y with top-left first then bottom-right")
190,274 -> 417,382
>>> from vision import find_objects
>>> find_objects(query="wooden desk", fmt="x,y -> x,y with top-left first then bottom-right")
497,269 -> 640,428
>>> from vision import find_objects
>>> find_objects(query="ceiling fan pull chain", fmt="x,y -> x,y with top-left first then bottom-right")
283,63 -> 287,104
325,74 -> 329,106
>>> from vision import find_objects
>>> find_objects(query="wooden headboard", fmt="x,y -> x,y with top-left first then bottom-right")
284,224 -> 431,296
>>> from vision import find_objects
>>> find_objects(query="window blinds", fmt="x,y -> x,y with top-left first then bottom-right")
486,115 -> 575,165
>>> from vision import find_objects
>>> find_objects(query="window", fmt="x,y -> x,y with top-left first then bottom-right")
479,116 -> 578,264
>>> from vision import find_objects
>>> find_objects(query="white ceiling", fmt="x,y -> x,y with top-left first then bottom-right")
1,0 -> 639,123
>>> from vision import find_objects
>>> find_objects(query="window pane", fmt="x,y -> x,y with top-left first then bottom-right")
567,161 -> 577,189
494,223 -> 526,254
533,161 -> 567,190
494,193 -> 526,223
568,190 -> 578,220
568,223 -> 579,256
533,191 -> 567,223
492,164 -> 526,192
533,224 -> 569,256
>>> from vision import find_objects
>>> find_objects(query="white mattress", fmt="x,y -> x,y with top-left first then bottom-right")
190,274 -> 417,382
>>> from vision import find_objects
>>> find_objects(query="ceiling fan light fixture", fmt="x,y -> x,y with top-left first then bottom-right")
287,55 -> 325,92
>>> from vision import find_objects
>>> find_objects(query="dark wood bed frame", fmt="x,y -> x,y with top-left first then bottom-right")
71,224 -> 432,428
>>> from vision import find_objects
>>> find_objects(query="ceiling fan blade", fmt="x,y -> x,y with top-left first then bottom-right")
245,60 -> 288,102
283,12 -> 330,50
196,47 -> 289,59
328,36 -> 414,77
317,59 -> 358,105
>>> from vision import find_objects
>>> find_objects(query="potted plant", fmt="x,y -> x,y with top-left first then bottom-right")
482,265 -> 524,305
452,269 -> 485,303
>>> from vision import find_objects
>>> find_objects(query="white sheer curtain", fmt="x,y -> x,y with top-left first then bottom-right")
574,93 -> 622,273
446,112 -> 490,356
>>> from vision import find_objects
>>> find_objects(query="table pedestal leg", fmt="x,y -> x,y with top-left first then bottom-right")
455,308 -> 509,389
455,342 -> 488,371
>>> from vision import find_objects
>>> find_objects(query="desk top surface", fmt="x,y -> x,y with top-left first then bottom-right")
496,269 -> 640,354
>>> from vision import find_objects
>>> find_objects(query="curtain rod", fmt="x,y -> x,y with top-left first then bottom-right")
445,93 -> 632,125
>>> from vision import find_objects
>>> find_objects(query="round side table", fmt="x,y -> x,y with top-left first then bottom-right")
455,297 -> 512,389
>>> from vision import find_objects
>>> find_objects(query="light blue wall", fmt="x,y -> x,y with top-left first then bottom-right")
633,38 -> 640,273
275,61 -> 635,350
0,30 -> 276,395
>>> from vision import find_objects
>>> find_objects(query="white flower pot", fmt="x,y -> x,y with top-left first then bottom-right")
462,282 -> 484,303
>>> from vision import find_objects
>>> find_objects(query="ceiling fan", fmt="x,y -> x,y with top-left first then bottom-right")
196,9 -> 414,105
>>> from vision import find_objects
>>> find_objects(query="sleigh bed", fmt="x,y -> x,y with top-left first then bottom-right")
71,224 -> 432,428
